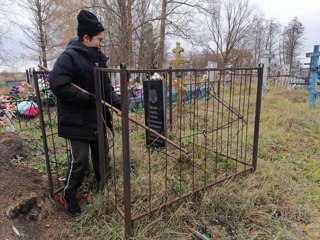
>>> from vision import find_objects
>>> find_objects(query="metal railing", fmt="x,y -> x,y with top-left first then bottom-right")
27,66 -> 262,237
94,66 -> 263,237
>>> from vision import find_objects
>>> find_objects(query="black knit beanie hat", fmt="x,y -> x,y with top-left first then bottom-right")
77,10 -> 105,36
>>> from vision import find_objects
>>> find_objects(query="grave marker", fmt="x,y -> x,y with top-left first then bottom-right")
143,73 -> 166,148
206,61 -> 218,82
304,45 -> 320,107
169,42 -> 190,113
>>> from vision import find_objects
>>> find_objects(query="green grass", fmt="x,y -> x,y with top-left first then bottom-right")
66,86 -> 320,239
14,85 -> 320,239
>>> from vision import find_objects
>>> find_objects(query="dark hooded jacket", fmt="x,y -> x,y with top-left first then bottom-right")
49,39 -> 121,140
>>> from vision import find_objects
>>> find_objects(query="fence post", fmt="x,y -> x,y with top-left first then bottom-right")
252,66 -> 263,170
120,64 -> 132,237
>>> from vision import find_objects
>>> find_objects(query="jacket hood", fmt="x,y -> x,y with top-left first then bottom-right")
66,38 -> 88,53
66,38 -> 109,65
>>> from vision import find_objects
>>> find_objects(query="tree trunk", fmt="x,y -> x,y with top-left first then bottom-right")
127,0 -> 133,66
36,1 -> 47,67
119,0 -> 128,65
157,0 -> 167,69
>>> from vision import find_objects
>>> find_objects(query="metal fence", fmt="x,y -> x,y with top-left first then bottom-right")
94,66 -> 263,236
267,74 -> 299,88
21,67 -> 263,237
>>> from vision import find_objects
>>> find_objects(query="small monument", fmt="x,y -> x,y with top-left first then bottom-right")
205,61 -> 218,82
260,50 -> 271,97
143,73 -> 166,148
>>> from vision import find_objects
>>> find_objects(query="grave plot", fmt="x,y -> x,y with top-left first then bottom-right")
93,66 -> 262,235
33,65 -> 262,236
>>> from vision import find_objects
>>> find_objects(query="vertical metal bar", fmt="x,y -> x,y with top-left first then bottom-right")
226,70 -> 233,176
220,71 -> 225,162
252,67 -> 263,170
94,68 -> 106,192
120,65 -> 132,237
169,68 -> 173,132
236,70 -> 244,168
244,70 -> 253,166
230,70 -> 236,173
240,70 -> 248,163
204,70 -> 209,184
215,71 -> 221,180
33,71 -> 54,197
191,71 -> 196,190
211,70 -> 216,178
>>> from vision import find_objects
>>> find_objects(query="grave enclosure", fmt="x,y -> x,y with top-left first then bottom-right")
33,64 -> 263,236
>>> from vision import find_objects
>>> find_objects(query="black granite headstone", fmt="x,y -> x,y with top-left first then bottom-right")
143,79 -> 166,148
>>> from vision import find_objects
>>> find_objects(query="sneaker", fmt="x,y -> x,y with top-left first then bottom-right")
59,196 -> 81,217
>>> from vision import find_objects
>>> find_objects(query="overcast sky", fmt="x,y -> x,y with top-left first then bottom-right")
253,0 -> 319,53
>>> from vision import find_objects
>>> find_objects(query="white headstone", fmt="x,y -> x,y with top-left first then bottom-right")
260,53 -> 270,97
206,61 -> 218,82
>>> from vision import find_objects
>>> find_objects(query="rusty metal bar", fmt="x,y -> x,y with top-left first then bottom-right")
120,65 -> 132,237
244,70 -> 253,166
253,66 -> 263,170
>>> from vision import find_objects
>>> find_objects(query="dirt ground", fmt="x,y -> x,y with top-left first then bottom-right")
0,133 -> 75,240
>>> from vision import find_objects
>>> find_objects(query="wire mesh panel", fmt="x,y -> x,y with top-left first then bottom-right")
94,66 -> 262,235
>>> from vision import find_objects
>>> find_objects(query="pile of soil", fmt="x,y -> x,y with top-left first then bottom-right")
0,133 -> 75,239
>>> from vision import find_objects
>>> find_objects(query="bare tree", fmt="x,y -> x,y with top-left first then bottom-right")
263,18 -> 281,70
157,0 -> 167,68
282,16 -> 304,72
201,0 -> 256,67
49,0 -> 85,55
135,0 -> 157,68
265,19 -> 281,55
155,0 -> 204,68
0,0 -> 14,68
14,0 -> 57,68
249,16 -> 265,66
101,0 -> 133,65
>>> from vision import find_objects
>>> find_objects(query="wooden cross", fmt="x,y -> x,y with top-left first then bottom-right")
168,42 -> 189,114
169,42 -> 189,69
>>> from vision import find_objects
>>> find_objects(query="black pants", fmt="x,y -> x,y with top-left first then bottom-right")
63,139 -> 109,198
